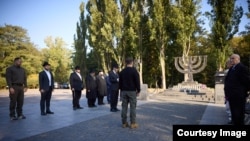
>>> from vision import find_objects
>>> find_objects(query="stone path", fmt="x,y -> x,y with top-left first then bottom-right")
0,89 -> 228,141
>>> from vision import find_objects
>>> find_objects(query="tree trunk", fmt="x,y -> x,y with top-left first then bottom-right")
160,46 -> 166,89
139,59 -> 143,84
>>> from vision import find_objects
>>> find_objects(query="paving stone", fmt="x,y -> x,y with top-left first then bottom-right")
0,89 -> 228,141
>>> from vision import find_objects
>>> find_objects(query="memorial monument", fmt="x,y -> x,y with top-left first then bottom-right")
173,55 -> 207,91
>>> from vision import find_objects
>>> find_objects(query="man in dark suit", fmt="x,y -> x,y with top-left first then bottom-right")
39,62 -> 54,116
85,69 -> 97,108
224,54 -> 250,125
69,66 -> 84,110
105,73 -> 111,104
109,64 -> 120,112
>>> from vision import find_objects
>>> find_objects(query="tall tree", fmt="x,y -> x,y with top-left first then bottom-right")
0,24 -> 42,88
73,2 -> 88,79
119,0 -> 147,84
239,0 -> 250,68
240,0 -> 250,35
41,36 -> 72,83
167,0 -> 203,82
147,0 -> 170,89
207,0 -> 243,71
87,0 -> 123,73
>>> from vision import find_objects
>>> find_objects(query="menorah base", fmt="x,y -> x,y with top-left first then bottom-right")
172,81 -> 207,93
181,81 -> 199,85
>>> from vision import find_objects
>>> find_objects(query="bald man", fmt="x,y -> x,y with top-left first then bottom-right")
224,54 -> 250,125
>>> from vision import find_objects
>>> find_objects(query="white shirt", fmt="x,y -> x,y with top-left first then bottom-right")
44,69 -> 52,86
76,72 -> 82,80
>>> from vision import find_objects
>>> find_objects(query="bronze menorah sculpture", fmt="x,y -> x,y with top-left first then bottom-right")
174,55 -> 207,83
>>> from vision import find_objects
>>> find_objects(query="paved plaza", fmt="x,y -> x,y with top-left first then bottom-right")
0,89 -> 228,141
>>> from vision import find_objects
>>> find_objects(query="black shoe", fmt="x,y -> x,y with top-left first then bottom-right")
10,116 -> 18,120
77,107 -> 83,109
73,107 -> 77,110
18,115 -> 26,119
110,109 -> 117,112
115,108 -> 120,111
41,112 -> 47,116
46,111 -> 54,114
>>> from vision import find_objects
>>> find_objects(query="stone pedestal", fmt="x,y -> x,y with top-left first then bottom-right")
214,71 -> 225,104
138,84 -> 148,100
215,84 -> 225,104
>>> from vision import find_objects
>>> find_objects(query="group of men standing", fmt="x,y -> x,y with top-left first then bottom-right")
68,57 -> 141,128
5,57 -> 141,128
6,54 -> 250,127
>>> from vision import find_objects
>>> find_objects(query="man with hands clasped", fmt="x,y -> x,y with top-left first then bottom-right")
39,62 -> 55,116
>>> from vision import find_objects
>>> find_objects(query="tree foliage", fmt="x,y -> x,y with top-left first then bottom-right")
0,25 -> 42,88
41,36 -> 72,83
206,0 -> 243,71
73,2 -> 88,81
71,0 -> 250,89
3,1 -> 248,89
86,0 -> 123,73
147,0 -> 171,89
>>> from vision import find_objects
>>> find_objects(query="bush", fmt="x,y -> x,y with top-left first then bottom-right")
0,74 -> 39,89
0,77 -> 7,89
27,74 -> 39,89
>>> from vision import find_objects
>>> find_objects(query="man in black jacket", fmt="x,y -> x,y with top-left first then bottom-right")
224,54 -> 250,125
85,69 -> 97,108
69,66 -> 84,110
119,57 -> 140,128
6,57 -> 28,120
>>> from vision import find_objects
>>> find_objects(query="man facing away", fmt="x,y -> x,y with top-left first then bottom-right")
69,66 -> 84,110
6,57 -> 28,120
224,54 -> 250,125
119,57 -> 140,129
39,62 -> 55,116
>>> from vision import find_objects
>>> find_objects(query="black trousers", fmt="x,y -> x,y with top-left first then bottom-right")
229,95 -> 246,125
110,89 -> 119,110
40,87 -> 52,113
107,87 -> 111,103
72,90 -> 82,108
97,95 -> 104,104
87,98 -> 96,107
9,85 -> 24,117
